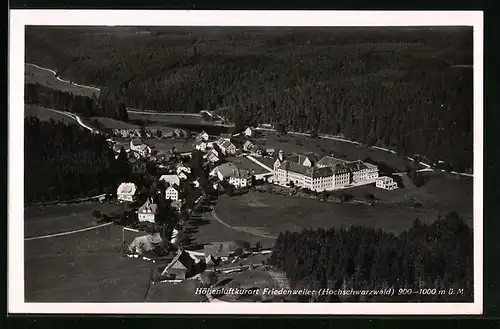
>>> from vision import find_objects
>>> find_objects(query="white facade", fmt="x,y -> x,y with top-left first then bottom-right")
244,127 -> 254,137
178,172 -> 188,180
138,199 -> 159,223
117,183 -> 136,202
376,176 -> 398,190
165,186 -> 179,200
229,176 -> 252,188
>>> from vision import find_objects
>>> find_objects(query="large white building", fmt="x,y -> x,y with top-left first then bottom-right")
159,174 -> 181,187
273,151 -> 379,192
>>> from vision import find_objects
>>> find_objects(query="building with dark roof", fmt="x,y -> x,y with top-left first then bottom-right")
273,150 -> 379,191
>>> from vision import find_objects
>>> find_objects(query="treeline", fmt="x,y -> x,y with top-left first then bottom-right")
268,211 -> 473,302
25,83 -> 129,121
25,27 -> 473,171
24,117 -> 129,203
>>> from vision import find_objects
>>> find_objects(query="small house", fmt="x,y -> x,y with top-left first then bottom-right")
216,139 -> 237,155
243,140 -> 255,152
244,127 -> 255,137
176,164 -> 191,175
165,185 -> 180,201
137,198 -> 159,223
196,131 -> 209,142
265,148 -> 275,156
129,158 -> 147,174
161,248 -> 197,280
178,171 -> 188,180
117,182 -> 137,203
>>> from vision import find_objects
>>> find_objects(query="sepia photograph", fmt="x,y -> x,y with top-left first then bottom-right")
9,10 -> 483,315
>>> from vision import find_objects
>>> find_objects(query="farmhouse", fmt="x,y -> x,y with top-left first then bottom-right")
204,149 -> 220,164
130,139 -> 152,157
216,139 -> 237,155
127,233 -> 163,255
273,150 -> 379,191
228,169 -> 252,188
196,131 -> 209,142
161,248 -> 197,280
376,176 -> 398,190
159,174 -> 180,187
165,185 -> 180,201
243,140 -> 255,152
117,182 -> 137,202
137,198 -> 159,223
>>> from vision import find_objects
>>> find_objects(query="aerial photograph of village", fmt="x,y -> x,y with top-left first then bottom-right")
23,25 -> 474,303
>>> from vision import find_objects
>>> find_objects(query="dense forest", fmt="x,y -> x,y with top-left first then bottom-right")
24,117 -> 129,203
25,83 -> 129,121
268,211 -> 473,302
25,26 -> 473,171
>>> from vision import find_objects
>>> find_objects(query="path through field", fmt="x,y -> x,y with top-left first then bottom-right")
209,209 -> 276,240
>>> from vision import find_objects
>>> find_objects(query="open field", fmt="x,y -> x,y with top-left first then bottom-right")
214,189 -> 472,236
24,104 -> 77,125
187,211 -> 276,250
24,201 -> 126,238
343,172 -> 473,218
25,224 -> 151,302
226,156 -> 270,175
256,132 -> 410,172
25,63 -> 99,98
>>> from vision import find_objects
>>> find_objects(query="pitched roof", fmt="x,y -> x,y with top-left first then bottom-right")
138,199 -> 158,214
316,156 -> 347,167
345,160 -> 369,172
218,139 -> 235,149
162,249 -> 195,275
166,185 -> 180,192
243,140 -> 254,148
286,152 -> 318,166
159,174 -> 180,185
278,160 -> 349,178
117,182 -> 137,194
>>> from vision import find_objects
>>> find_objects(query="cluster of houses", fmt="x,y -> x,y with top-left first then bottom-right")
113,128 -> 189,139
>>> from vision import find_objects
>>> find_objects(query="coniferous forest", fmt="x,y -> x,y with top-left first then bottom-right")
24,117 -> 129,203
268,211 -> 473,302
25,26 -> 473,172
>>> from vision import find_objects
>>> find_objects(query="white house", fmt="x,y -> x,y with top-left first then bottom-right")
137,198 -> 159,223
196,131 -> 209,142
228,169 -> 252,188
375,176 -> 398,190
117,182 -> 137,202
193,180 -> 200,188
244,127 -> 255,137
204,149 -> 220,163
165,185 -> 180,201
216,139 -> 236,155
159,174 -> 181,186
178,171 -> 188,180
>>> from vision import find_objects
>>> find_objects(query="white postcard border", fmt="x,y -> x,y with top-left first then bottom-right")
9,10 -> 484,315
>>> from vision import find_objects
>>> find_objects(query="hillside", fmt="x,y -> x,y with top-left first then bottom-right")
25,26 -> 473,171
